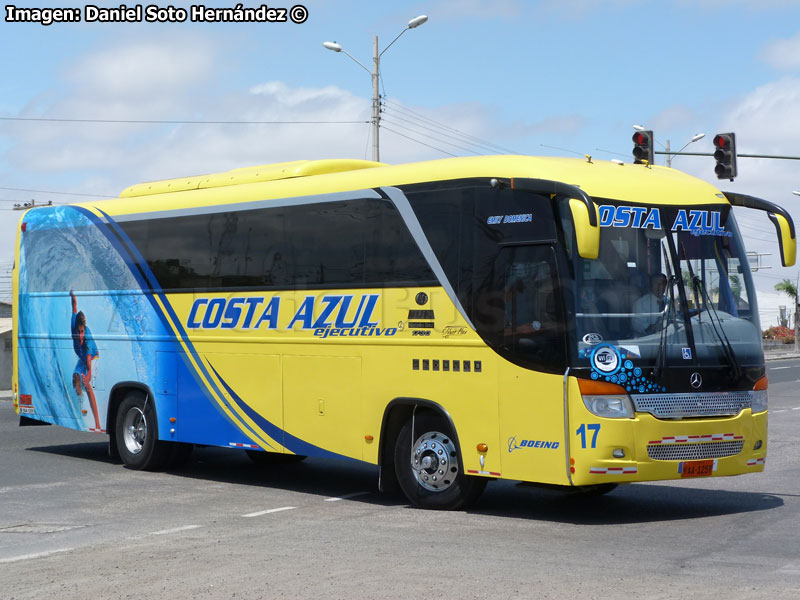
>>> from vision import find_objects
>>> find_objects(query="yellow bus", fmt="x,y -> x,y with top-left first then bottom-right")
12,155 -> 796,509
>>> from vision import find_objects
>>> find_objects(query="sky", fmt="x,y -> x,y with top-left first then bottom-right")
2,0 -> 800,327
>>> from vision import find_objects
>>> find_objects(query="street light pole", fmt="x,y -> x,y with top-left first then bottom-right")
372,35 -> 380,162
633,126 -> 705,167
666,133 -> 705,168
324,15 -> 428,163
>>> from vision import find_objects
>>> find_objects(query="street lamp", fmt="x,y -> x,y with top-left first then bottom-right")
323,15 -> 428,162
666,133 -> 705,168
792,190 -> 800,197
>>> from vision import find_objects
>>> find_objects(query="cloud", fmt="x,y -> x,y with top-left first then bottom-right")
65,35 -> 216,103
521,114 -> 588,136
648,105 -> 700,133
132,81 -> 374,180
722,76 -> 800,153
1,32 -> 507,191
760,31 -> 800,71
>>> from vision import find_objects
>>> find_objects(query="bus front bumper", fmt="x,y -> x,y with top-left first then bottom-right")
569,410 -> 767,486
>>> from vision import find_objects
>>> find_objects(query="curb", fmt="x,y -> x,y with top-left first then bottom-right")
765,353 -> 800,361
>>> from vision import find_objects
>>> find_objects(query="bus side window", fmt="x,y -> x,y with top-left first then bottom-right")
491,245 -> 566,373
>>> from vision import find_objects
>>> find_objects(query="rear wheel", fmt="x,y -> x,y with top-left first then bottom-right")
394,413 -> 486,510
115,392 -> 170,471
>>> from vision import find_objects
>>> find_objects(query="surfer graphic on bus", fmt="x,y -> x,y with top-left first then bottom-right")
70,291 -> 101,431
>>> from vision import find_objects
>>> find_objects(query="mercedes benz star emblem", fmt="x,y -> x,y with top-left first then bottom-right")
690,372 -> 703,389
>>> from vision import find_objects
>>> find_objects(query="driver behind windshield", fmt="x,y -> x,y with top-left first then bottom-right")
632,273 -> 667,336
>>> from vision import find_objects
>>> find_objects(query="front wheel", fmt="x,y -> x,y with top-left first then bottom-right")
394,413 -> 486,510
115,392 -> 170,471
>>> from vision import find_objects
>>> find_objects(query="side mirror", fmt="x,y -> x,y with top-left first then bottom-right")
569,198 -> 600,260
768,212 -> 796,267
509,178 -> 600,260
724,192 -> 796,267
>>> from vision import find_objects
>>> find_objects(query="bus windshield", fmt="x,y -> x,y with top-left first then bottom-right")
569,201 -> 762,375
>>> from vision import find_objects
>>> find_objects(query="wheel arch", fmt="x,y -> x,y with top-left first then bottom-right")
377,398 -> 461,492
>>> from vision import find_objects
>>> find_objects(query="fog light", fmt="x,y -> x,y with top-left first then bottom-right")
754,440 -> 762,450
613,448 -> 625,458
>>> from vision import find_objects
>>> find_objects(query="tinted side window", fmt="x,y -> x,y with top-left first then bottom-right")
119,197 -> 436,291
405,181 -> 566,373
480,245 -> 566,372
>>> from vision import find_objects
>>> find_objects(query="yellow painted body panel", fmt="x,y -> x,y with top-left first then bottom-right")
774,213 -> 797,267
120,159 -> 386,197
205,353 -> 284,449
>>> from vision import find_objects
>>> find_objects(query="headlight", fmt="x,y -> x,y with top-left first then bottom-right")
751,389 -> 768,414
582,395 -> 635,418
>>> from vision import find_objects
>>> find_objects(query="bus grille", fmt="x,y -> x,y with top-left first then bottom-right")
647,440 -> 744,461
631,392 -> 753,419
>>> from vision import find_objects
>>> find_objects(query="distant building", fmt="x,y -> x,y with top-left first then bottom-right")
0,302 -> 10,318
0,318 -> 11,390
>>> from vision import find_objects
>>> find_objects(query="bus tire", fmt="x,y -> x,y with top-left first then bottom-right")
115,392 -> 170,471
394,414 -> 486,510
245,450 -> 306,465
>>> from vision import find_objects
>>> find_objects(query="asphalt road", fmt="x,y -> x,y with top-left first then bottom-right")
1,360 -> 799,599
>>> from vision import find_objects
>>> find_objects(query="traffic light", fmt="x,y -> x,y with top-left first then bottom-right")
632,130 -> 654,165
713,132 -> 737,180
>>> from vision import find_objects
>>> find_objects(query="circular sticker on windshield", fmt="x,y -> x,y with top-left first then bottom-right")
591,344 -> 620,374
582,332 -> 603,345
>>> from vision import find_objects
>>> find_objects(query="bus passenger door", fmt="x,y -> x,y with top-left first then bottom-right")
491,244 -> 570,485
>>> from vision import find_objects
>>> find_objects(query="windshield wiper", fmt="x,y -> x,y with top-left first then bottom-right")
678,241 -> 740,379
654,243 -> 677,379
691,274 -> 741,381
682,249 -> 703,324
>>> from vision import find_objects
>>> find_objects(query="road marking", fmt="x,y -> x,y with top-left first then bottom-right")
0,481 -> 68,495
777,563 -> 800,575
324,492 -> 370,502
242,506 -> 296,518
0,547 -> 74,564
769,366 -> 793,370
772,410 -> 788,414
149,525 -> 201,536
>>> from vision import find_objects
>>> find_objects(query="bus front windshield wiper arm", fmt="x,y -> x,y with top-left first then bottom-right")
654,243 -> 677,379
692,275 -> 741,381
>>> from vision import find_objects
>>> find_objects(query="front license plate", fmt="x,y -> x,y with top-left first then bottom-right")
680,460 -> 715,478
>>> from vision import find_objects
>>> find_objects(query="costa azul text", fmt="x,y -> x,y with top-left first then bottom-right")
185,293 -> 398,337
598,205 -> 731,237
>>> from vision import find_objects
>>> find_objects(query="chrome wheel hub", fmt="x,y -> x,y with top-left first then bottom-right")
122,407 -> 147,455
411,431 -> 458,492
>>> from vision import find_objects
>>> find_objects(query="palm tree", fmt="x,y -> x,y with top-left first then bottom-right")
774,278 -> 799,350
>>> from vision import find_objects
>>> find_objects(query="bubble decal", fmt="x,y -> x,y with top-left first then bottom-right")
579,344 -> 666,393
